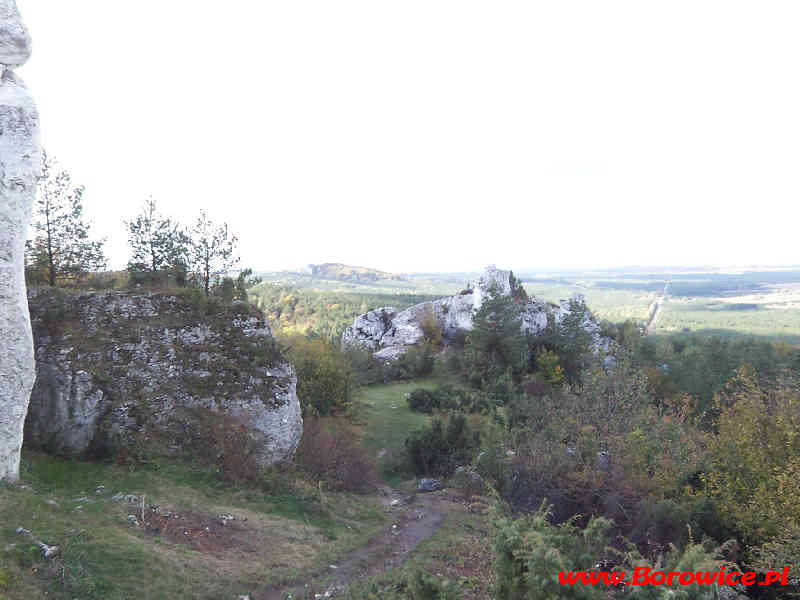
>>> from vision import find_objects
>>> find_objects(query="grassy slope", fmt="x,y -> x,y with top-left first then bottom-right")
0,454 -> 387,599
1,375 -> 491,599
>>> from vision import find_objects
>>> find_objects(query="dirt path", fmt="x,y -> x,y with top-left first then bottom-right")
258,486 -> 449,600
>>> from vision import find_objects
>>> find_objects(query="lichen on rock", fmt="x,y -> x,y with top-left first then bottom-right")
24,290 -> 303,467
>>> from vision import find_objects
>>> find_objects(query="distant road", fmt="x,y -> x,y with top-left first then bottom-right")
645,280 -> 669,335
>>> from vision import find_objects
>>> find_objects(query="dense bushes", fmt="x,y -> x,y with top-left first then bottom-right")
295,418 -> 379,493
406,384 -> 494,415
701,368 -> 800,558
492,503 -> 731,600
405,415 -> 480,477
282,334 -> 354,417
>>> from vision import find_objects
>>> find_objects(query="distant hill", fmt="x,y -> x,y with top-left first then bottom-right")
308,263 -> 408,283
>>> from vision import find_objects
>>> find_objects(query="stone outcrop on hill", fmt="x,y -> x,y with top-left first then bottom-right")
0,0 -> 39,482
24,290 -> 302,466
342,266 -> 606,361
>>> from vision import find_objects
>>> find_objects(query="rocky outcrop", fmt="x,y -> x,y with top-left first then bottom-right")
0,0 -> 39,482
342,265 -> 607,360
24,290 -> 303,466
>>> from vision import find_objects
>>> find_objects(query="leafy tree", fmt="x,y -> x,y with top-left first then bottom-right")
282,333 -> 354,417
26,151 -> 107,286
125,197 -> 188,285
464,284 -> 525,385
188,210 -> 239,296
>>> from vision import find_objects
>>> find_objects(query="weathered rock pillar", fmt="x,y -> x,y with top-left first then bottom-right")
0,0 -> 40,482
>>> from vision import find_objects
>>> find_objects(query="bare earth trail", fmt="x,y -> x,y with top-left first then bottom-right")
258,486 -> 449,600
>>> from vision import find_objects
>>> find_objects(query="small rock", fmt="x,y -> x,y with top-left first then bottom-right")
45,499 -> 60,509
112,492 -> 125,502
127,515 -> 139,525
38,542 -> 59,559
72,496 -> 90,503
15,527 -> 31,537
417,478 -> 442,492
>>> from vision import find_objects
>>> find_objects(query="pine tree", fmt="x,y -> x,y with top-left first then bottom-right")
125,197 -> 188,286
26,151 -> 107,286
188,210 -> 239,296
465,284 -> 525,385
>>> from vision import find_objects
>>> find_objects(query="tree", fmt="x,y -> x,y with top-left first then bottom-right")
25,151 -> 107,286
125,197 -> 189,286
188,210 -> 239,296
552,296 -> 595,381
464,284 -> 526,385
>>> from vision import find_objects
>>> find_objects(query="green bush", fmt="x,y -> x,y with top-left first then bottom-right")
405,414 -> 480,477
407,388 -> 438,414
283,334 -> 354,417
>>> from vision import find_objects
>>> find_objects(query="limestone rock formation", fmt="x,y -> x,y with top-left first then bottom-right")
342,266 -> 607,360
24,291 -> 303,466
0,0 -> 39,482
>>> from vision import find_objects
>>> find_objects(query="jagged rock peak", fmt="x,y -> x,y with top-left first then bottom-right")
0,1 -> 32,67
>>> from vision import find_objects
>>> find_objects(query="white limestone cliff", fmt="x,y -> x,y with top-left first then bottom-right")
342,266 -> 608,361
0,0 -> 39,482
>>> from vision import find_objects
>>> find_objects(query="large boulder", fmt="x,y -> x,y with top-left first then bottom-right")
342,265 -> 606,360
24,290 -> 303,466
0,0 -> 39,482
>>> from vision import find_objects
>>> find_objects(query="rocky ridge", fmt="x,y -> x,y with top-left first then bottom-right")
342,265 -> 606,361
24,290 -> 303,466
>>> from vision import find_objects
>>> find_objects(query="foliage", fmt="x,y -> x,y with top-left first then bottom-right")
533,347 -> 565,386
184,409 -> 265,484
125,197 -> 188,287
492,502 -> 613,600
405,414 -> 480,477
188,209 -> 239,296
551,296 -> 595,382
464,285 -> 526,385
26,151 -> 107,287
391,345 -> 435,380
419,306 -> 443,349
250,283 -> 440,341
492,502 -> 731,600
295,418 -> 379,493
701,368 -> 800,552
405,384 -> 496,415
282,333 -> 355,417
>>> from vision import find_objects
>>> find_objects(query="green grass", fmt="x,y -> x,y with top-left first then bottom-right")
1,452 -> 388,599
357,377 -> 452,455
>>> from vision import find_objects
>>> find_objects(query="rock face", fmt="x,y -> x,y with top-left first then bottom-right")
342,265 -> 606,360
0,0 -> 39,482
24,291 -> 303,466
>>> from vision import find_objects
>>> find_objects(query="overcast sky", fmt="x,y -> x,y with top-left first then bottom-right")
16,1 -> 800,273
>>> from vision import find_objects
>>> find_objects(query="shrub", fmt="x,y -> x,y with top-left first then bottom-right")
493,502 -> 732,600
295,418 -> 379,493
393,345 -> 435,379
493,503 -> 613,600
407,389 -> 438,414
283,334 -> 354,417
419,307 -> 443,349
184,409 -> 265,484
405,414 -> 480,477
702,368 -> 800,553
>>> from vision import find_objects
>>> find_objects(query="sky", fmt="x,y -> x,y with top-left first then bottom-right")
15,1 -> 800,274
